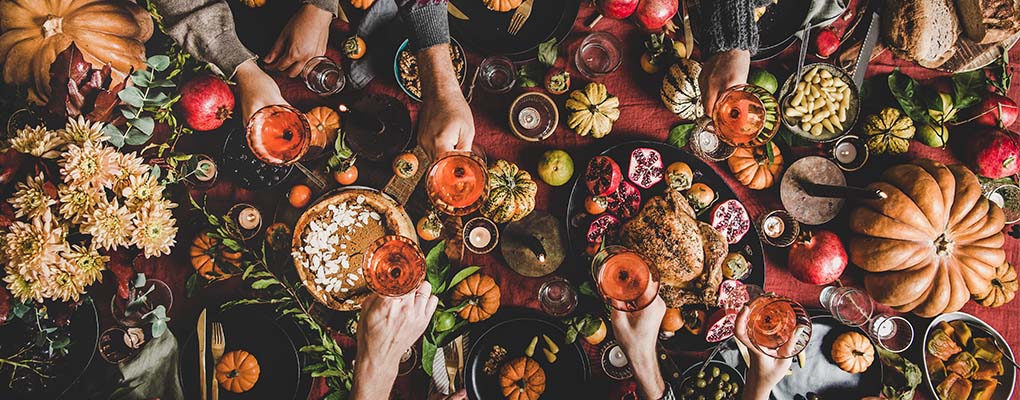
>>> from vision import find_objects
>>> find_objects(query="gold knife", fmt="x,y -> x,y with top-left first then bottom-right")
680,0 -> 694,58
197,308 -> 207,400
448,2 -> 470,20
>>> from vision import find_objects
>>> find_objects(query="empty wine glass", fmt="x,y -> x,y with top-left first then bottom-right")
819,286 -> 874,327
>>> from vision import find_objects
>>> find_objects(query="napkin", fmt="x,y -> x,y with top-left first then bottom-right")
346,0 -> 398,89
114,331 -> 184,400
802,0 -> 849,29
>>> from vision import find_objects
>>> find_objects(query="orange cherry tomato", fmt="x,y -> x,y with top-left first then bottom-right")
288,184 -> 312,208
584,196 -> 608,215
333,165 -> 358,185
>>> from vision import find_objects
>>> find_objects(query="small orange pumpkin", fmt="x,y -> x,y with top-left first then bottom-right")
190,232 -> 240,280
499,357 -> 546,400
450,273 -> 501,322
973,262 -> 1018,308
216,350 -> 260,393
831,331 -> 875,374
727,142 -> 783,190
350,0 -> 375,10
305,106 -> 340,150
484,0 -> 523,11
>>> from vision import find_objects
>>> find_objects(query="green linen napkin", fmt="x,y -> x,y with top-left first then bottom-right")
115,331 -> 184,400
803,0 -> 849,29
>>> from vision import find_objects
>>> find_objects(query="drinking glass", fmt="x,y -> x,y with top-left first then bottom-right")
98,327 -> 141,363
111,279 -> 173,328
866,314 -> 914,353
246,104 -> 311,166
302,56 -> 346,96
591,246 -> 659,312
478,56 -> 516,93
363,235 -> 427,297
986,183 -> 1020,224
538,277 -> 578,317
575,32 -> 623,80
819,286 -> 874,327
425,151 -> 489,216
744,294 -> 812,359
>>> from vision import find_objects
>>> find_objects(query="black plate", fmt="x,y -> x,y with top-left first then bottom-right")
0,299 -> 98,400
448,0 -> 581,61
220,123 -> 295,190
687,0 -> 810,61
771,314 -> 884,399
179,306 -> 311,400
464,309 -> 590,400
564,141 -> 766,352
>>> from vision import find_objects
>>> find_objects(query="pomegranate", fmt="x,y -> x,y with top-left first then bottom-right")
587,214 -> 621,244
627,147 -> 664,189
814,29 -> 841,59
716,279 -> 749,310
608,181 -> 642,219
704,308 -> 737,343
971,93 -> 1019,128
710,199 -> 750,244
962,127 -> 1020,179
788,230 -> 848,285
177,74 -> 235,131
632,0 -> 678,32
597,0 -> 640,19
585,155 -> 623,196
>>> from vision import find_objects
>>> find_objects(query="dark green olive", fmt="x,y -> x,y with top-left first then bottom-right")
684,387 -> 696,396
696,395 -> 706,400
730,383 -> 740,393
714,390 -> 726,400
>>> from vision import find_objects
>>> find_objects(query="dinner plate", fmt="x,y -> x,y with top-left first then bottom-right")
464,309 -> 590,400
179,306 -> 311,400
771,313 -> 884,399
922,312 -> 1016,400
0,299 -> 98,400
564,141 -> 766,352
448,0 -> 581,61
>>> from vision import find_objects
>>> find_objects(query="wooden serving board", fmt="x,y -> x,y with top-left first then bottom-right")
935,33 -> 1020,73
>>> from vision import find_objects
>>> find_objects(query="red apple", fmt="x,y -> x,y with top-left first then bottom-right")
814,29 -> 840,59
962,127 -> 1019,179
597,0 -> 640,19
632,0 -> 678,32
972,93 -> 1019,128
177,74 -> 235,131
788,230 -> 847,285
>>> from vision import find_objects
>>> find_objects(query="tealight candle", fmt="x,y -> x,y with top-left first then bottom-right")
238,206 -> 261,230
468,226 -> 492,248
698,131 -> 720,153
608,345 -> 628,368
518,107 -> 541,130
195,158 -> 217,182
762,215 -> 785,239
834,142 -> 858,164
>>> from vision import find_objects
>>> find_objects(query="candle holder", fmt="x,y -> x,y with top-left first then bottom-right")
183,154 -> 219,190
599,340 -> 633,380
228,203 -> 263,240
509,92 -> 558,142
688,128 -> 736,162
757,210 -> 800,248
828,135 -> 868,172
463,216 -> 499,254
98,327 -> 142,364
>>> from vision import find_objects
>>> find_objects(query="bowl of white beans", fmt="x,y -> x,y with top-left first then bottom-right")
778,63 -> 860,143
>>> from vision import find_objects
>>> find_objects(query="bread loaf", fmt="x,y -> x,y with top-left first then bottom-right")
955,0 -> 986,41
882,0 -> 959,68
977,0 -> 1020,44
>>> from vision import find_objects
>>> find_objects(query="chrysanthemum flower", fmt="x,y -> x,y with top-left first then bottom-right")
8,172 -> 56,219
2,211 -> 66,281
113,151 -> 149,193
58,115 -> 105,145
9,125 -> 65,159
131,200 -> 178,258
62,244 -> 108,287
57,184 -> 102,224
82,198 -> 135,250
60,141 -> 120,189
122,173 -> 164,210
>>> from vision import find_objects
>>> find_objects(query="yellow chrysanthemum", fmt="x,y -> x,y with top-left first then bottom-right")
121,173 -> 164,210
58,115 -> 105,145
50,265 -> 87,302
60,141 -> 120,189
8,172 -> 56,219
3,271 -> 40,303
82,198 -> 135,251
131,201 -> 178,258
113,151 -> 149,193
9,125 -> 65,159
2,211 -> 66,281
57,184 -> 103,224
62,244 -> 108,287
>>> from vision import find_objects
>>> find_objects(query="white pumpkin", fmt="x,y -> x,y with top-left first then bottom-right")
660,59 -> 704,120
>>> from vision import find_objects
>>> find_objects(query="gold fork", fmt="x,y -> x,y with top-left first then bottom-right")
210,322 -> 226,400
507,0 -> 534,35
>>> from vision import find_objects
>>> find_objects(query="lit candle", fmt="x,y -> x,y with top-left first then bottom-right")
762,215 -> 785,239
873,316 -> 895,339
195,158 -> 217,182
238,206 -> 261,230
468,226 -> 492,248
518,107 -> 541,130
834,142 -> 858,165
608,345 -> 629,368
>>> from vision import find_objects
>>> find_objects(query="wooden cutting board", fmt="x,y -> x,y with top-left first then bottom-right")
935,33 -> 1020,73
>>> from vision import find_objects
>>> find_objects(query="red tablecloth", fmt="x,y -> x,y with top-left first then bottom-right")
135,2 -> 1020,400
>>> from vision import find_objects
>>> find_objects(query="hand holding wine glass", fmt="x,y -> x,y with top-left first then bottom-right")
735,306 -> 806,400
610,295 -> 667,400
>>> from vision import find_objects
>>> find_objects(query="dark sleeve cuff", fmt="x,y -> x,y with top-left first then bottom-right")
704,0 -> 759,56
205,30 -> 258,79
402,2 -> 451,52
304,0 -> 339,17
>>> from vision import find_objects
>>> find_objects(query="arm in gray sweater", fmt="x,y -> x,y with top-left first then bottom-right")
704,0 -> 773,56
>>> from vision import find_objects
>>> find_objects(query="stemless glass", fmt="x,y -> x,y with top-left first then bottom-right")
538,277 -> 578,317
425,151 -> 489,216
363,235 -> 427,297
575,32 -> 623,80
819,286 -> 874,327
986,183 -> 1020,224
111,279 -> 173,327
867,314 -> 914,353
591,246 -> 659,312
478,56 -> 517,93
302,56 -> 346,96
744,294 -> 812,359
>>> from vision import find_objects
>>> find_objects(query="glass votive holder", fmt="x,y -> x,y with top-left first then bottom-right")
829,135 -> 868,172
464,216 -> 499,254
986,183 -> 1020,224
757,210 -> 800,247
574,32 -> 623,80
228,203 -> 263,240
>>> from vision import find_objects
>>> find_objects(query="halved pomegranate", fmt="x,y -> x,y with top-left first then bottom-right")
585,156 -> 623,196
716,279 -> 749,310
628,148 -> 664,189
705,308 -> 737,343
710,199 -> 750,244
607,181 -> 642,219
587,214 -> 621,244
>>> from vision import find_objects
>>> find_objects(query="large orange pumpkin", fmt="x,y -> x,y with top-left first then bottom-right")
0,0 -> 153,104
727,142 -> 783,190
190,232 -> 240,280
499,357 -> 546,400
848,159 -> 1005,317
450,273 -> 500,322
831,331 -> 875,374
216,350 -> 260,393
973,262 -> 1017,308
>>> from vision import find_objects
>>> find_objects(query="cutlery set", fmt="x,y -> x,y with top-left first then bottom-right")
447,0 -> 535,35
197,308 -> 229,400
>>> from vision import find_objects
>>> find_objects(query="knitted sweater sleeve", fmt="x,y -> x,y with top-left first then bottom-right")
396,0 -> 451,51
704,0 -> 771,56
150,0 -> 256,78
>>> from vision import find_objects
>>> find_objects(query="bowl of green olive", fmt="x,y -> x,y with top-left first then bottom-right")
678,360 -> 744,400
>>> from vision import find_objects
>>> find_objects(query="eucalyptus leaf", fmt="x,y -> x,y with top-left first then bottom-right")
151,319 -> 167,337
119,86 -> 145,108
103,124 -> 125,147
131,70 -> 154,87
147,55 -> 172,72
145,92 -> 171,106
121,107 -> 139,120
133,273 -> 147,288
147,79 -> 176,88
124,127 -> 152,146
150,164 -> 161,181
133,116 -> 155,135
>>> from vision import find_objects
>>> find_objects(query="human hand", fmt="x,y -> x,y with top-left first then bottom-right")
264,4 -> 333,78
699,49 -> 751,115
415,44 -> 474,157
610,296 -> 666,400
734,306 -> 804,400
234,60 -> 289,125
